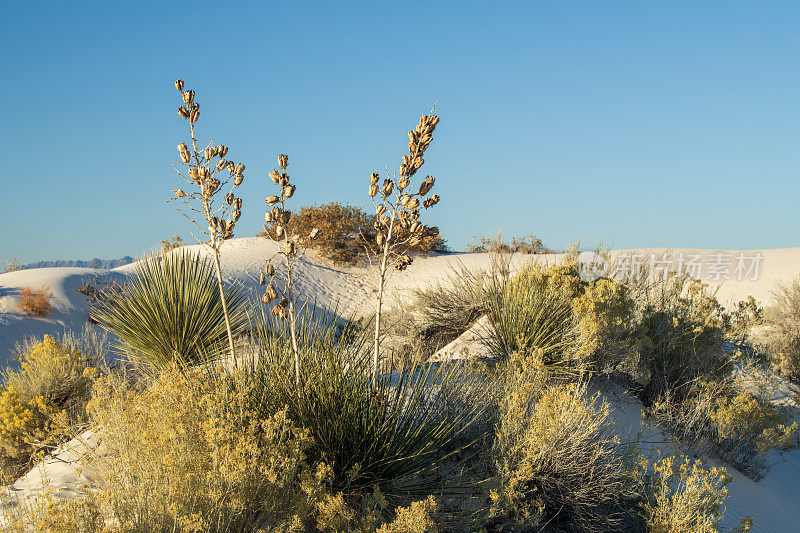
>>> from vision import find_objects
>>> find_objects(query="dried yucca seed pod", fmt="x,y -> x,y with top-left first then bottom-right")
309,228 -> 320,239
265,211 -> 273,223
226,161 -> 236,172
217,145 -> 228,157
259,271 -> 266,286
175,78 -> 184,92
199,166 -> 211,180
278,174 -> 289,187
182,90 -> 195,104
266,284 -> 278,300
203,147 -> 214,161
262,292 -> 271,304
410,221 -> 422,234
281,210 -> 291,224
188,168 -> 200,183
189,109 -> 199,123
225,192 -> 234,205
235,198 -> 242,210
265,264 -> 275,277
285,241 -> 295,255
174,189 -> 187,198
216,159 -> 227,171
423,194 -> 440,208
269,169 -> 280,183
233,210 -> 241,222
369,184 -> 379,197
376,204 -> 386,216
282,184 -> 295,199
235,163 -> 245,175
233,174 -> 243,187
177,106 -> 190,119
406,197 -> 420,210
265,195 -> 280,206
275,225 -> 285,238
398,177 -> 410,189
278,154 -> 288,169
383,179 -> 394,196
370,172 -> 380,185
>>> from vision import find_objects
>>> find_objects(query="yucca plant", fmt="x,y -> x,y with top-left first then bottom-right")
366,110 -> 442,387
249,304 -> 489,493
485,260 -> 576,364
259,153 -> 320,389
168,77 -> 245,364
91,251 -> 248,368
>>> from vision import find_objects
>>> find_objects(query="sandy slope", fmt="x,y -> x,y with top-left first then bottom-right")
1,237 -> 799,530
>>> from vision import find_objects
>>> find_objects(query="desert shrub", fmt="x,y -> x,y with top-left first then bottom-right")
630,275 -> 730,406
2,259 -> 20,273
159,235 -> 183,254
468,234 -> 550,254
0,386 -> 52,480
16,286 -> 52,317
763,276 -> 800,383
252,306 -> 490,493
653,375 -> 799,480
86,367 -> 313,531
635,454 -> 746,533
257,202 -> 446,265
0,334 -> 100,480
489,353 -> 638,532
91,251 -> 248,368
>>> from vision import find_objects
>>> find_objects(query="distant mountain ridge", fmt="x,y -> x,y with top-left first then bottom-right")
19,256 -> 135,270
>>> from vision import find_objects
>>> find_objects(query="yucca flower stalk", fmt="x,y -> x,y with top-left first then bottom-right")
261,154 -> 319,389
168,78 -> 244,365
366,109 -> 441,387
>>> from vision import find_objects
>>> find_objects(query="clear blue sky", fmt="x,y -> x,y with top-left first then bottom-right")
2,1 -> 799,264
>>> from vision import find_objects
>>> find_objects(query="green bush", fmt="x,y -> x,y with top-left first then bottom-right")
91,251 -> 248,368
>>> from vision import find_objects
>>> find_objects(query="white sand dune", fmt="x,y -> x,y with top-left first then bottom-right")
1,237 -> 799,530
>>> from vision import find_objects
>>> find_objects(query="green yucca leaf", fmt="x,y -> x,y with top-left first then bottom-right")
485,266 -> 577,364
247,304 -> 490,492
91,251 -> 247,368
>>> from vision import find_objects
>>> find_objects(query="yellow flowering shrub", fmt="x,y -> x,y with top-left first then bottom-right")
490,354 -> 637,531
0,335 -> 96,480
4,335 -> 93,408
637,454 -> 744,533
0,387 -> 50,463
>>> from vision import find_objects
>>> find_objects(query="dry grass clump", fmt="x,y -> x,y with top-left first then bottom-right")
0,333 -> 101,481
468,234 -> 551,254
489,353 -> 638,532
16,286 -> 52,317
763,276 -> 800,383
377,262 -> 490,362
